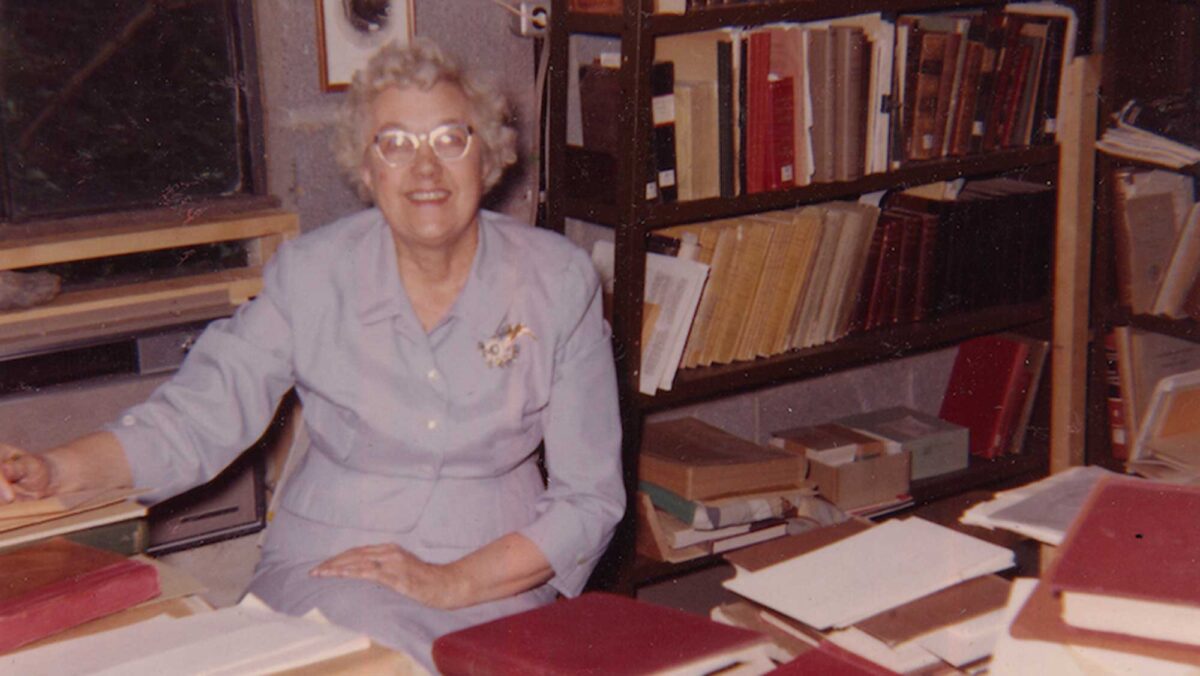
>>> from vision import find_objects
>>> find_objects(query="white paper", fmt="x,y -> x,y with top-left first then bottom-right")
2,596 -> 370,676
961,465 -> 1117,545
722,517 -> 1013,629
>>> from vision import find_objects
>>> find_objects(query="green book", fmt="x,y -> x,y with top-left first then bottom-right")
639,481 -> 811,530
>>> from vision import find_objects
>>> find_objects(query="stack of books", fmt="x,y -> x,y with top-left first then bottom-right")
0,488 -> 148,555
995,476 -> 1200,670
637,417 -> 811,562
590,177 -> 1056,394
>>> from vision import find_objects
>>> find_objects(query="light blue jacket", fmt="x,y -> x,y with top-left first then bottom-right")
111,208 -> 625,597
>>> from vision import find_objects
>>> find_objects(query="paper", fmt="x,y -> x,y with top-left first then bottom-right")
591,240 -> 709,394
0,487 -> 142,531
721,517 -> 1013,629
962,465 -> 1117,545
3,595 -> 370,676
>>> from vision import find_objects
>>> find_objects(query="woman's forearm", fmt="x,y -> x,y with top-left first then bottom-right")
44,431 -> 133,494
447,532 -> 555,606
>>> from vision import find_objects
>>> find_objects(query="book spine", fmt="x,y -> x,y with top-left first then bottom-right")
639,481 -> 702,527
717,40 -> 736,198
910,31 -> 947,161
769,77 -> 796,190
1103,330 -> 1130,461
651,62 -> 679,203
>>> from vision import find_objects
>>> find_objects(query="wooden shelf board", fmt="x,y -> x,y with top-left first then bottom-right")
0,209 -> 299,270
1127,313 -> 1200,343
566,0 -> 1008,36
0,267 -> 263,331
564,146 -> 1058,228
638,302 -> 1050,412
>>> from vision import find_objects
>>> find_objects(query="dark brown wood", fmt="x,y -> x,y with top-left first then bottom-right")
547,0 -> 1087,594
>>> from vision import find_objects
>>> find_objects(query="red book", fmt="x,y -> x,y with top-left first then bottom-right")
744,30 -> 772,194
1049,477 -> 1200,648
767,76 -> 796,191
938,334 -> 1031,458
0,538 -> 161,653
431,592 -> 773,675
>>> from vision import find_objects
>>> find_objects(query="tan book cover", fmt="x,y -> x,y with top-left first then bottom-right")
791,206 -> 847,350
775,207 -> 826,354
736,213 -> 795,361
639,418 -> 804,500
707,219 -> 774,365
686,220 -> 739,368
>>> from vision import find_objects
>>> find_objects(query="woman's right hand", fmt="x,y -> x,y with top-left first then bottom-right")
0,443 -> 54,502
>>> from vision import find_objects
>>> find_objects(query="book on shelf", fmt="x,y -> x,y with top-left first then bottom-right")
1097,95 -> 1200,169
590,239 -> 708,395
639,417 -> 805,501
1111,166 -> 1198,315
938,334 -> 1035,459
769,422 -> 887,467
651,60 -> 679,203
1130,367 -> 1200,482
834,406 -> 969,481
1153,201 -> 1200,318
1112,326 -> 1200,467
1104,328 -> 1131,460
638,480 -> 815,531
431,592 -> 776,676
0,537 -> 161,653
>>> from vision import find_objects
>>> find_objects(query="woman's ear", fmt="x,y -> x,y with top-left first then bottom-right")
360,161 -> 375,195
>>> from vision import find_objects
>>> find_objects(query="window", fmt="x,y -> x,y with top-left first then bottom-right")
0,0 -> 265,224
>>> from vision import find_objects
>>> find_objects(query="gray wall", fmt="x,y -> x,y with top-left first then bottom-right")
252,0 -> 539,232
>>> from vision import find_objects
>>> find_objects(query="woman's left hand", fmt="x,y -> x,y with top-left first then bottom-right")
309,543 -> 469,609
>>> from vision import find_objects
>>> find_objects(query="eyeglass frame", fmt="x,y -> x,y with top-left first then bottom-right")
370,122 -> 476,167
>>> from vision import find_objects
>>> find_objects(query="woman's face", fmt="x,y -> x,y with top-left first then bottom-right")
360,82 -> 485,254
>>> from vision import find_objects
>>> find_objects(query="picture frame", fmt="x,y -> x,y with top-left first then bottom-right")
316,0 -> 414,92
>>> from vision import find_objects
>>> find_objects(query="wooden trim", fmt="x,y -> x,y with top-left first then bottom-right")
1051,55 -> 1101,473
0,209 -> 299,270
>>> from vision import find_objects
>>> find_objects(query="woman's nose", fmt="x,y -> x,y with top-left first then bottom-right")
409,143 -> 442,177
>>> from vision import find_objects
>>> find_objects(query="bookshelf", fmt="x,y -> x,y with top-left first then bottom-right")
1085,0 -> 1200,472
545,0 -> 1094,592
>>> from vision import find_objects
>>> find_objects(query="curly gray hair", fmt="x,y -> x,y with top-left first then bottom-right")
333,38 -> 519,202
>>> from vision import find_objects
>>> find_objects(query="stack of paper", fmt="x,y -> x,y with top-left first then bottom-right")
722,517 -> 1013,630
2,596 -> 371,675
960,465 -> 1116,545
0,488 -> 147,551
1097,100 -> 1200,170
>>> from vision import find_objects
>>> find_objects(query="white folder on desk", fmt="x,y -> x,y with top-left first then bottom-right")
722,517 -> 1014,630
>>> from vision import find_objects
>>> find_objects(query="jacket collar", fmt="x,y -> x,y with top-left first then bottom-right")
354,210 -> 519,340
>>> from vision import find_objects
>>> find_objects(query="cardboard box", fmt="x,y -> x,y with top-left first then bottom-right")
807,450 -> 911,511
836,407 -> 969,481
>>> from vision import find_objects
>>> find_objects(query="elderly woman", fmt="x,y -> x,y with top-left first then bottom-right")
0,38 -> 624,669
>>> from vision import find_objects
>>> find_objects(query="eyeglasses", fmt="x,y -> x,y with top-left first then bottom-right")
371,123 -> 474,166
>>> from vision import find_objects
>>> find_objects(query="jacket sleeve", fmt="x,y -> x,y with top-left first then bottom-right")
517,247 -> 625,596
107,244 -> 298,503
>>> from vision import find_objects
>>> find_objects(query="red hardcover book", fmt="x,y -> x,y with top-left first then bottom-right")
1048,477 -> 1200,648
431,592 -> 772,675
938,334 -> 1031,458
864,214 -> 904,330
0,538 -> 161,653
767,76 -> 796,191
744,30 -> 772,194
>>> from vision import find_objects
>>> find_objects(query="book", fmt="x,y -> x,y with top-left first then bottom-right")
651,61 -> 680,203
768,640 -> 902,675
1153,202 -> 1200,317
640,417 -> 804,501
640,479 -> 816,531
831,25 -> 869,182
1114,326 -> 1200,464
1130,367 -> 1200,482
834,406 -> 969,481
807,27 -> 836,183
0,537 -> 161,653
1111,165 -> 1196,314
0,497 -> 148,552
1049,477 -> 1200,648
938,334 -> 1032,458
1104,329 -> 1131,460
591,240 -> 709,395
431,592 -> 776,676
769,422 -> 886,466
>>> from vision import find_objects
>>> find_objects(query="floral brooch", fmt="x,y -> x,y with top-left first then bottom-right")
479,323 -> 535,368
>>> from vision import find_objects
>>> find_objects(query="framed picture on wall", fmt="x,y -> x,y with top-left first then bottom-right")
316,0 -> 414,92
